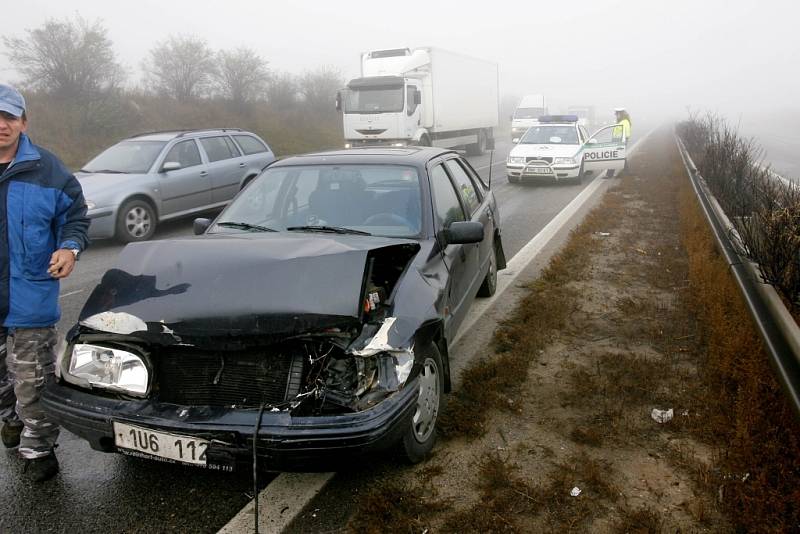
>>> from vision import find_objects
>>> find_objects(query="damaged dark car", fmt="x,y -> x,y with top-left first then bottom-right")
43,146 -> 506,471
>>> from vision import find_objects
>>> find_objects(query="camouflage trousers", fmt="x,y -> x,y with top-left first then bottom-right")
0,327 -> 60,459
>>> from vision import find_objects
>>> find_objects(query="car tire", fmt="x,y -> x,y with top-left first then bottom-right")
399,344 -> 444,463
508,174 -> 520,184
116,199 -> 157,243
477,242 -> 498,298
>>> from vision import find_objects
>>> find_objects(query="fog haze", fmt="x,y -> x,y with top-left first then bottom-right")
3,0 -> 799,133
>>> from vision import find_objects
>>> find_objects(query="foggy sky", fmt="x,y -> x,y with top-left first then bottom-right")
2,0 -> 799,125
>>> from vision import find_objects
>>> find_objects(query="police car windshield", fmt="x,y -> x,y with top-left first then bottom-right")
519,126 -> 578,145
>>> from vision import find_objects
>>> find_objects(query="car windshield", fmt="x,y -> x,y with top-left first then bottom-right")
514,107 -> 545,119
344,86 -> 404,113
215,164 -> 423,238
82,141 -> 167,174
519,126 -> 579,145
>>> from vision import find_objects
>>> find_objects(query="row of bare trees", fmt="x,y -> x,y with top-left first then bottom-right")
2,17 -> 342,110
678,113 -> 800,308
1,16 -> 345,168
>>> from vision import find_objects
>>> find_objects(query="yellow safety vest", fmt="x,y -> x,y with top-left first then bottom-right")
613,119 -> 631,140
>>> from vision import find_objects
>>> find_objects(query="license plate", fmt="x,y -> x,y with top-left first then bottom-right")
525,166 -> 552,175
113,421 -> 208,466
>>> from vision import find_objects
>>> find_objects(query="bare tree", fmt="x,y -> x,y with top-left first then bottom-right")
299,67 -> 343,112
144,35 -> 216,99
215,47 -> 269,103
267,71 -> 299,109
2,17 -> 124,99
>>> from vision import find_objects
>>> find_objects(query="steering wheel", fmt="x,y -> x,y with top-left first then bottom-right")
363,212 -> 412,227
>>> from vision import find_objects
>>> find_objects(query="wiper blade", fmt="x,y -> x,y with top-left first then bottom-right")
286,225 -> 372,236
215,221 -> 277,232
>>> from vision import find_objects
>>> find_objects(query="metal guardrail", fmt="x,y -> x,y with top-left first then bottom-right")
674,132 -> 800,417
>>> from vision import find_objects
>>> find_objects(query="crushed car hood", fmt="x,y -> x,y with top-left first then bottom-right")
79,233 -> 421,338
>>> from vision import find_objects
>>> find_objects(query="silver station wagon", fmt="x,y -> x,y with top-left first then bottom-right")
77,128 -> 275,242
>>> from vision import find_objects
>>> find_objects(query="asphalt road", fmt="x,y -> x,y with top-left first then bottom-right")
0,127 -> 649,534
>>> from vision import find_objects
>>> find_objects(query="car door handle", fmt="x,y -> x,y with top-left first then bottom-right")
239,163 -> 246,168
199,171 -> 208,176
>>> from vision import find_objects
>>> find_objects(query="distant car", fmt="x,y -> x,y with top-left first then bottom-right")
506,115 -> 627,184
43,146 -> 507,471
77,128 -> 275,242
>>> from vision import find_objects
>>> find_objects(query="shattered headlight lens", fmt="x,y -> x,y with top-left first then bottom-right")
507,156 -> 525,165
65,344 -> 149,396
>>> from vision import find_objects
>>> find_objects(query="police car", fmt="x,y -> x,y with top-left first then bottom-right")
506,115 -> 627,184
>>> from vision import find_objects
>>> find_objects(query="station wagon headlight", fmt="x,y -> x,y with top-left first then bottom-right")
507,156 -> 525,164
554,157 -> 577,165
65,344 -> 149,396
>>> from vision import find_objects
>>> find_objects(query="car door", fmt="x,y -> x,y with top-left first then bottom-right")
443,157 -> 493,298
428,162 -> 470,337
158,139 -> 211,216
580,124 -> 627,176
198,136 -> 245,204
232,134 -> 275,174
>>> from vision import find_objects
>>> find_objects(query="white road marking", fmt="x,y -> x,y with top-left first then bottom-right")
59,289 -> 85,299
223,126 -> 658,534
217,472 -> 334,534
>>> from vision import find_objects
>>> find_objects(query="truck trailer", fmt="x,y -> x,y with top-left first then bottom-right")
336,47 -> 499,155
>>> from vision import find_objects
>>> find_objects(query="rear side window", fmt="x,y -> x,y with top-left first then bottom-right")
163,140 -> 202,169
429,164 -> 465,229
200,136 -> 239,162
234,135 -> 269,155
444,159 -> 481,214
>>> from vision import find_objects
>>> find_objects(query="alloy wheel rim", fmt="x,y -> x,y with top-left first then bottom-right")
412,357 -> 440,443
125,207 -> 152,238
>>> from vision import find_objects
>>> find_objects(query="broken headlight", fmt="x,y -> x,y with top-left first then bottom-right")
64,344 -> 149,396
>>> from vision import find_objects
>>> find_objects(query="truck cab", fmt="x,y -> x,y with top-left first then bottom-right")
511,94 -> 547,143
337,47 -> 498,155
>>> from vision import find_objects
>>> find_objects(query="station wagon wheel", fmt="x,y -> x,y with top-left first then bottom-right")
116,199 -> 157,243
399,344 -> 444,463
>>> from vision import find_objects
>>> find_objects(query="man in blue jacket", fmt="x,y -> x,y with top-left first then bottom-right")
0,84 -> 89,482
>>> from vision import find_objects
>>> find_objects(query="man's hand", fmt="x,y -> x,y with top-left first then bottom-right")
48,249 -> 76,279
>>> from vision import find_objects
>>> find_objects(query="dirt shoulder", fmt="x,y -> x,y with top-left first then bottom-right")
291,126 -> 800,533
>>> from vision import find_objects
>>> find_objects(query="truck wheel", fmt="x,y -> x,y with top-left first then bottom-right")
466,130 -> 487,156
116,199 -> 157,243
398,343 -> 444,463
418,135 -> 431,147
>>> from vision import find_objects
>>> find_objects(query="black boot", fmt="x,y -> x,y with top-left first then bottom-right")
1,421 -> 23,448
25,452 -> 60,482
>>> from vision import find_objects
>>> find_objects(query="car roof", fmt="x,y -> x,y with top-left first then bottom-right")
272,146 -> 458,167
126,128 -> 251,142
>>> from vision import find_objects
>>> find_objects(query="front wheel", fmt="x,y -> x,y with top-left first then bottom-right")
116,199 -> 157,242
399,344 -> 444,463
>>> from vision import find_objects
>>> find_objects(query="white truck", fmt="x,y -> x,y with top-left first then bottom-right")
510,94 -> 547,143
336,47 -> 498,155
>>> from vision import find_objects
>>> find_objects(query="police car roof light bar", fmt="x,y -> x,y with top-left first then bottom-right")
537,115 -> 579,123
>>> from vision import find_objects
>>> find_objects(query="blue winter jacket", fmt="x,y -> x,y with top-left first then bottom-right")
1,133 -> 90,328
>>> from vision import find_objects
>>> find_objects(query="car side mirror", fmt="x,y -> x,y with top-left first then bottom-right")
486,137 -> 495,150
193,218 -> 211,235
335,91 -> 342,112
162,161 -> 181,172
443,221 -> 484,245
587,138 -> 598,145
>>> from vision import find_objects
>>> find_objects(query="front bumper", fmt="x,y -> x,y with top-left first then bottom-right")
42,378 -> 419,471
507,163 -> 581,181
86,207 -> 117,239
